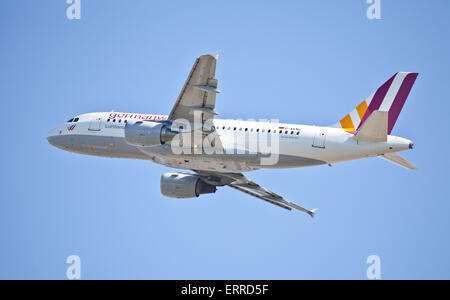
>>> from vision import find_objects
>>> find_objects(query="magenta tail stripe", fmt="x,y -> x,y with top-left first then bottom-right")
357,73 -> 397,130
388,73 -> 418,134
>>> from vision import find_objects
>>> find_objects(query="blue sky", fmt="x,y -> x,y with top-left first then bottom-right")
1,0 -> 449,279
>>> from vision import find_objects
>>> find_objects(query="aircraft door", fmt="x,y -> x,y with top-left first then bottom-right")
312,128 -> 327,148
89,117 -> 102,131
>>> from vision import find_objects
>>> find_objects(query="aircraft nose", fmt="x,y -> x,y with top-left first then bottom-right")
47,132 -> 56,146
46,127 -> 62,147
47,135 -> 56,146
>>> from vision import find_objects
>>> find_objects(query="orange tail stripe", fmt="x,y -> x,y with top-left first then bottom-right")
356,100 -> 368,120
340,114 -> 355,131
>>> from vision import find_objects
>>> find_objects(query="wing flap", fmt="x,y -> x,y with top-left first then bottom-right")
195,171 -> 318,217
228,185 -> 292,211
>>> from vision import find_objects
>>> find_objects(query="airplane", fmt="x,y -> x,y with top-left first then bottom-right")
47,53 -> 418,217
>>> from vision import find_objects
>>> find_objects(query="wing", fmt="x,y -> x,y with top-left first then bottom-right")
194,171 -> 318,217
169,53 -> 221,124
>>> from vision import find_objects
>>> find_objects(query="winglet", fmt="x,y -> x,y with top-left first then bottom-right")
308,208 -> 319,218
210,50 -> 222,60
287,201 -> 318,218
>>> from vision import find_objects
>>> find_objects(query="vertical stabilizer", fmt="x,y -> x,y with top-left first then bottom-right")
335,72 -> 418,134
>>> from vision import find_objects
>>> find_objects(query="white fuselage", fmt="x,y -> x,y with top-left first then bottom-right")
47,112 -> 413,173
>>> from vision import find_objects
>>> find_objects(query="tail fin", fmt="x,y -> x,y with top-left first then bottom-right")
335,72 -> 418,134
355,110 -> 388,142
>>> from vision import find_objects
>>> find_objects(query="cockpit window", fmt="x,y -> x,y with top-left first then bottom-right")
73,118 -> 79,122
67,118 -> 74,123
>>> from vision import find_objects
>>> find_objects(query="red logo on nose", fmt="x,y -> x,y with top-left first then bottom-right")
67,125 -> 76,131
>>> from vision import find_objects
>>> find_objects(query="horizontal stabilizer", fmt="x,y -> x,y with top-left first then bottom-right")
355,110 -> 388,142
379,152 -> 418,170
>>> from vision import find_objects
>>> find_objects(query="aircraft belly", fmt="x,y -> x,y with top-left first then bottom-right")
139,145 -> 261,172
261,155 -> 326,169
139,144 -> 326,172
50,134 -> 149,159
56,134 -> 356,171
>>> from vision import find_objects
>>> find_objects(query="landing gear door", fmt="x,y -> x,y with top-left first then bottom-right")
312,128 -> 327,148
89,117 -> 102,131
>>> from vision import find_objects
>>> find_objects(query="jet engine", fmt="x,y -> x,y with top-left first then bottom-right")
124,121 -> 176,147
160,173 -> 217,199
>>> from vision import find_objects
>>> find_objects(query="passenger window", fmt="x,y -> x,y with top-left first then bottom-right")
119,119 -> 122,123
297,132 -> 300,135
279,130 -> 282,134
291,131 -> 294,134
268,129 -> 271,133
107,119 -> 110,122
245,128 -> 248,131
256,129 -> 259,132
124,120 -> 127,123
234,127 -> 237,131
113,119 -> 116,122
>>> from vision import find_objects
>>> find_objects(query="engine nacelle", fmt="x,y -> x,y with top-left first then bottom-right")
124,121 -> 176,147
161,173 -> 217,199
